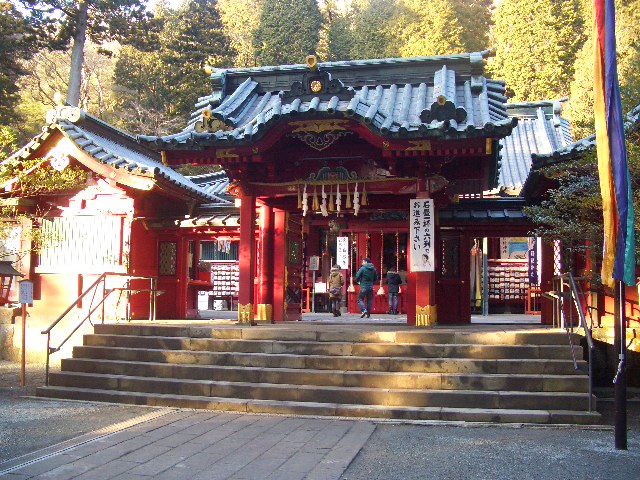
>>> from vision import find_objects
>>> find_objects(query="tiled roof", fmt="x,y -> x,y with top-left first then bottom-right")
521,102 -> 640,199
138,51 -> 517,148
528,101 -> 640,165
498,100 -> 573,190
186,171 -> 232,198
440,198 -> 527,222
8,107 -> 230,205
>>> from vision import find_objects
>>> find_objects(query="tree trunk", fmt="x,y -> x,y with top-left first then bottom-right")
67,1 -> 89,107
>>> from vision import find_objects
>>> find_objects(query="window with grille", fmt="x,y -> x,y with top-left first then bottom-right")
39,216 -> 123,271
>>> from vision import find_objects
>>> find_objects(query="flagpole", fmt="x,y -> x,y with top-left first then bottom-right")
613,280 -> 627,450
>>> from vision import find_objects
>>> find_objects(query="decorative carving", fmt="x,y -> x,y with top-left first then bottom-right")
406,140 -> 432,151
307,166 -> 358,182
46,147 -> 70,171
289,119 -> 349,133
216,148 -> 239,159
281,66 -> 350,99
194,116 -> 231,133
46,106 -> 84,124
289,129 -> 352,151
416,305 -> 437,327
237,303 -> 254,324
288,240 -> 300,264
368,211 -> 409,221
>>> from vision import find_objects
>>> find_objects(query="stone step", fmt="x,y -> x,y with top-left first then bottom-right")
60,358 -> 590,392
35,386 -> 602,425
72,345 -> 587,375
83,334 -> 578,360
93,324 -> 576,345
46,371 -> 593,411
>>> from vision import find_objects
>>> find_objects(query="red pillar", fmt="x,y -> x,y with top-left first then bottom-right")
259,205 -> 274,312
272,209 -> 286,322
409,190 -> 437,326
238,194 -> 256,315
540,240 -> 554,325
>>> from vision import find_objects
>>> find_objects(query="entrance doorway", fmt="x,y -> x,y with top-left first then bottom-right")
469,236 -> 542,324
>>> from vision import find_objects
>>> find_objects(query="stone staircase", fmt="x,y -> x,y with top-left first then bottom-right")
36,324 -> 601,425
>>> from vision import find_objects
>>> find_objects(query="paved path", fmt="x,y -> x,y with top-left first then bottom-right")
0,410 -> 375,480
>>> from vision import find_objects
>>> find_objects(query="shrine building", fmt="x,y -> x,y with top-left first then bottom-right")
137,51 -> 569,325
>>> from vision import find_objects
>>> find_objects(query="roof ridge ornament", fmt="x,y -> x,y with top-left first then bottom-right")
281,55 -> 350,99
420,66 -> 467,124
45,105 -> 84,125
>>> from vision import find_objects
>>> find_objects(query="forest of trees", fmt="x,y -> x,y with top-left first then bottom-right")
1,0 -> 639,148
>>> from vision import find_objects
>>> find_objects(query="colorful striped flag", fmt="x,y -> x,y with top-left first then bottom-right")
594,0 -> 636,287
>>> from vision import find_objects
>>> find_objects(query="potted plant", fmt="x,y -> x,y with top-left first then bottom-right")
197,261 -> 211,282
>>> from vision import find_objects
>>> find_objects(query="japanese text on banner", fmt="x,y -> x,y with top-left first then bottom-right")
409,199 -> 434,272
336,237 -> 349,270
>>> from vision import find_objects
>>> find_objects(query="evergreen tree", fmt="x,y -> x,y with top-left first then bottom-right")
489,0 -> 585,101
350,0 -> 400,60
566,0 -> 640,138
253,0 -> 323,65
398,0 -> 465,57
17,0 -> 149,106
0,2 -> 36,124
113,0 -> 233,135
217,0 -> 263,67
318,0 -> 354,61
450,0 -> 491,53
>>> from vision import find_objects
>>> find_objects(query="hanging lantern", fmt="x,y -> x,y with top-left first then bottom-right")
377,231 -> 385,295
0,261 -> 23,306
362,183 -> 368,206
312,186 -> 319,211
345,183 -> 352,209
336,184 -> 342,213
297,184 -> 302,209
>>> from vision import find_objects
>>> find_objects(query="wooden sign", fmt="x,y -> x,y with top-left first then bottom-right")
309,256 -> 320,271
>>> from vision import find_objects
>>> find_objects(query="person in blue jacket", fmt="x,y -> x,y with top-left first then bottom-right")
355,257 -> 378,318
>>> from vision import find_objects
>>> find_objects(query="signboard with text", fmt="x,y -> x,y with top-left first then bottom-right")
336,237 -> 349,270
409,199 -> 434,272
18,280 -> 33,305
308,256 -> 320,271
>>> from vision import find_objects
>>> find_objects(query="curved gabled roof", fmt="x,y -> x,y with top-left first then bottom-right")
521,102 -> 640,199
138,51 -> 517,149
8,106 -> 230,205
498,100 -> 574,190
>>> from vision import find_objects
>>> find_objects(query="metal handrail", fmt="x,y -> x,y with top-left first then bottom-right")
41,273 -> 160,386
549,272 -> 596,412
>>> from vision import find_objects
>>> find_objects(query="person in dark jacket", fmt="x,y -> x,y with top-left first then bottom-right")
355,257 -> 378,318
385,268 -> 403,314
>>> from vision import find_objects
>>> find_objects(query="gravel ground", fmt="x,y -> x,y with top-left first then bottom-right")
0,361 -> 156,463
2,360 -> 639,479
341,423 -> 640,480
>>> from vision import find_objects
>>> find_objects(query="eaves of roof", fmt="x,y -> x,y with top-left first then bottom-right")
137,51 -> 517,150
8,106 -> 231,205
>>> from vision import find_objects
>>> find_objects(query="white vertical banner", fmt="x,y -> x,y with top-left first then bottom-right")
336,236 -> 350,270
410,199 -> 435,272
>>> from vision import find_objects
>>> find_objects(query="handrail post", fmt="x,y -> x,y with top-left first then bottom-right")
102,275 -> 106,324
45,332 -> 50,387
